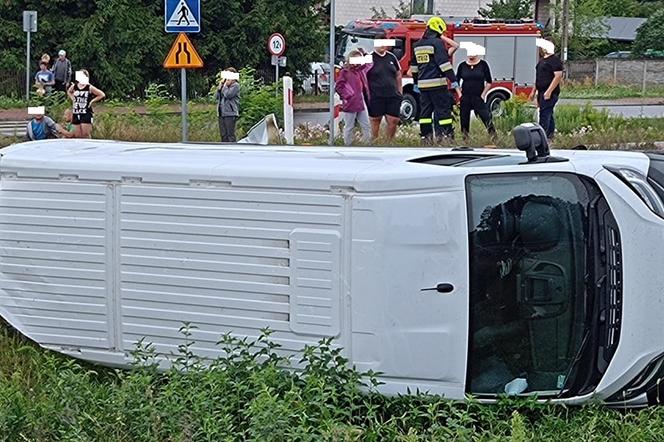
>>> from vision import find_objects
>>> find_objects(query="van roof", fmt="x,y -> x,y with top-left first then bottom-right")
1,140 -> 647,192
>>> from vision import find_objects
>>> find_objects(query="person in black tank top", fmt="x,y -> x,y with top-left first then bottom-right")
456,45 -> 496,141
67,69 -> 106,138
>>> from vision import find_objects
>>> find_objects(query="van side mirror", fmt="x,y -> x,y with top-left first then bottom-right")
513,123 -> 550,163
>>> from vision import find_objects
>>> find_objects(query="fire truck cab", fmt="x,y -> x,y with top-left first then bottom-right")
337,18 -> 542,122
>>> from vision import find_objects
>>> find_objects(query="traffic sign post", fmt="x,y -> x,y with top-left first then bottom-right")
165,0 -> 200,33
268,33 -> 286,90
163,33 -> 204,142
23,11 -> 37,101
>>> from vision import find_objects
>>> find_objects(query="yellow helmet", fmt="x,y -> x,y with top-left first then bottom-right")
427,17 -> 447,34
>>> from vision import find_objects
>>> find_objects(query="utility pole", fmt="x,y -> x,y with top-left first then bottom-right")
328,0 -> 336,146
560,0 -> 570,62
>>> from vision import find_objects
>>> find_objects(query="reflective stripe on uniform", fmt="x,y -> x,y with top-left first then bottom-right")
439,62 -> 453,72
418,78 -> 446,88
410,65 -> 419,73
439,118 -> 454,125
419,118 -> 433,124
414,45 -> 435,54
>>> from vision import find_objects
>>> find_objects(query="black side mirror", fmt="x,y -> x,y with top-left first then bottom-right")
513,123 -> 550,162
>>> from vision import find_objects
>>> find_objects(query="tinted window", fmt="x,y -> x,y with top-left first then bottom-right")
466,173 -> 593,395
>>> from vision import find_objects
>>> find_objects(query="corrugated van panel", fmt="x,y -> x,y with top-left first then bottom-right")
119,185 -> 344,354
0,180 -> 110,349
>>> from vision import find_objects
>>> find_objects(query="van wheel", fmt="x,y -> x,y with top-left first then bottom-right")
486,91 -> 510,118
400,93 -> 418,123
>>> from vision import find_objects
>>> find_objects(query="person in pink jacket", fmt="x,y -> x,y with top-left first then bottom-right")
335,49 -> 372,145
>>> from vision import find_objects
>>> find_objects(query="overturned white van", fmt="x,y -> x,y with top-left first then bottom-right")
1,139 -> 664,406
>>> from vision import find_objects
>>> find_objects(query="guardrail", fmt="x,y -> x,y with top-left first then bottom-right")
0,121 -> 25,138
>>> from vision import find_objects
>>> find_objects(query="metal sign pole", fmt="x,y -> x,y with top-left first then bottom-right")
25,30 -> 31,101
328,0 -> 336,146
275,63 -> 279,96
181,68 -> 188,142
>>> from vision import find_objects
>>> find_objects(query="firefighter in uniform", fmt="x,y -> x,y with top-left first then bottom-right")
410,17 -> 462,143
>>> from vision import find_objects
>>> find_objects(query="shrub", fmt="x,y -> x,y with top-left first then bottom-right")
634,9 -> 664,56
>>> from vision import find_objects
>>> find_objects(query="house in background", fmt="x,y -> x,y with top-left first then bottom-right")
334,0 -> 492,25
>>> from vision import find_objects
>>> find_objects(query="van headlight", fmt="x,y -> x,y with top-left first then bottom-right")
605,166 -> 664,219
608,353 -> 664,403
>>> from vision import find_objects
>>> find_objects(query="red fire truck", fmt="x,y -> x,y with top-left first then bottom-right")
336,18 -> 542,122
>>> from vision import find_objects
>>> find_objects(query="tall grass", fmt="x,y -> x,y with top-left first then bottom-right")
561,80 -> 664,100
2,321 -> 664,441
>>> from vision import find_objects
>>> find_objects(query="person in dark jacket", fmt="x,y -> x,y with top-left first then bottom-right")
410,17 -> 462,143
456,43 -> 496,140
51,50 -> 73,92
529,39 -> 563,140
216,67 -> 240,142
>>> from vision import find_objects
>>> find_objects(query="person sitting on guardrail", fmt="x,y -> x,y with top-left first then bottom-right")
216,68 -> 240,142
25,106 -> 59,141
336,50 -> 372,146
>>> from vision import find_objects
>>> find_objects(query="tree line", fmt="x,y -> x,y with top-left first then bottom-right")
0,0 -> 328,98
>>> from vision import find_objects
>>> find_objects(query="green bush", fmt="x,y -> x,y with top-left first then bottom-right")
494,96 -> 537,133
4,321 -> 664,440
634,9 -> 664,56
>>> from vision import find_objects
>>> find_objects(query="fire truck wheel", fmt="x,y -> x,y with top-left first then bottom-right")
400,93 -> 419,124
486,91 -> 511,118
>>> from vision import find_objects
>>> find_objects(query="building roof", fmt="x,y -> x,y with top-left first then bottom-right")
600,17 -> 647,41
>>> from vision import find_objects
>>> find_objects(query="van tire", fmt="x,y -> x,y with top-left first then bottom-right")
486,91 -> 511,118
400,93 -> 419,123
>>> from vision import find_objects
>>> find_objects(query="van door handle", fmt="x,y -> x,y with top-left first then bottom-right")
420,283 -> 455,294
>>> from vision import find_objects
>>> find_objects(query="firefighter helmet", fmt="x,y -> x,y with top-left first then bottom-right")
427,17 -> 447,34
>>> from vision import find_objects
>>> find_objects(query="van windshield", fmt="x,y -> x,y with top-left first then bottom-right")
466,173 -> 596,396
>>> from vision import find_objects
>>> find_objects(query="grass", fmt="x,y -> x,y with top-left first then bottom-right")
3,98 -> 663,151
3,321 -> 664,441
295,94 -> 329,104
560,80 -> 664,100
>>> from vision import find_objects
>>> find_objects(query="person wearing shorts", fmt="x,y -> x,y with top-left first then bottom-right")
67,69 -> 105,138
367,43 -> 402,141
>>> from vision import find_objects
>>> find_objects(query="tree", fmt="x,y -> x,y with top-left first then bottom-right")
371,1 -> 414,19
0,0 -> 328,98
478,0 -> 533,19
633,9 -> 664,56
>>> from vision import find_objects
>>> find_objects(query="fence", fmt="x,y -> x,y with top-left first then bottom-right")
567,59 -> 664,89
0,70 -> 24,98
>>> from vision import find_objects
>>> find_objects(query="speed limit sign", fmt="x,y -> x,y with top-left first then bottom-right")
268,33 -> 286,56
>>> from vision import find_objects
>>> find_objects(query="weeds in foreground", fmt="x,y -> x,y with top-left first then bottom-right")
2,322 -> 664,441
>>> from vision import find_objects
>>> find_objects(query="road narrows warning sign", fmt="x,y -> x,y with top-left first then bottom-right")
164,33 -> 203,69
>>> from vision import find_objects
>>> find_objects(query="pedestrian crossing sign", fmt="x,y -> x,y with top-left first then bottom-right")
165,0 -> 200,33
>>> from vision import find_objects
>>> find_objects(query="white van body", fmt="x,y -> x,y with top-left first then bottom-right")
1,140 -> 663,406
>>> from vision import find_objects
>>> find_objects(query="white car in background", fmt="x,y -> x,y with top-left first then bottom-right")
299,62 -> 330,95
